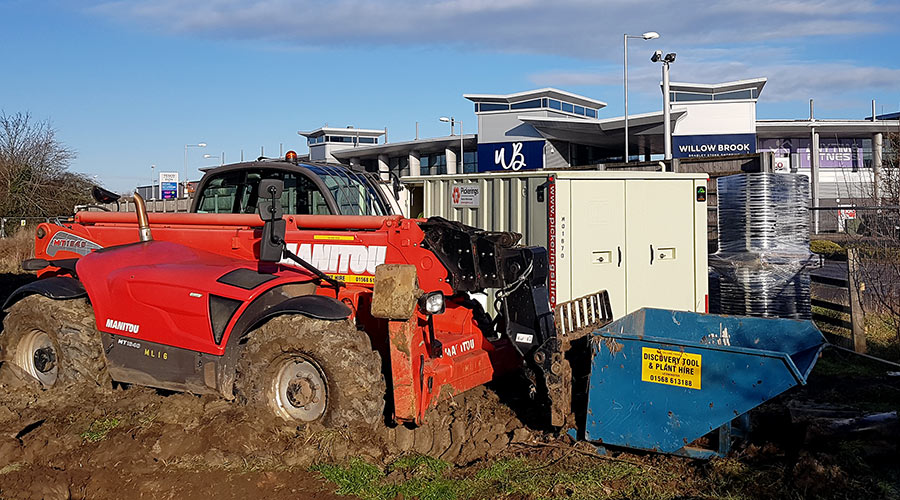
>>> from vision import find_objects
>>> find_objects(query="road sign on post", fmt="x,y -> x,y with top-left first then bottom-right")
159,172 -> 179,200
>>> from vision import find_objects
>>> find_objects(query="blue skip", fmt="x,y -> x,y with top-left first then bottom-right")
581,308 -> 826,458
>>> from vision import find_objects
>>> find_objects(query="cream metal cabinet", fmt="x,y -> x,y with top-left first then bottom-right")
407,171 -> 709,319
622,179 -> 698,314
568,179 -> 627,318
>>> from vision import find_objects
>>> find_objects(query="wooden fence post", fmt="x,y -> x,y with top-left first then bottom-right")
847,248 -> 867,354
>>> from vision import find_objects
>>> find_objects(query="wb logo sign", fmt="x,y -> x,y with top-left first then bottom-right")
494,142 -> 527,171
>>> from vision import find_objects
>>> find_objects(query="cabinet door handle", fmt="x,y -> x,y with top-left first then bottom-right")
617,246 -> 622,267
650,244 -> 654,265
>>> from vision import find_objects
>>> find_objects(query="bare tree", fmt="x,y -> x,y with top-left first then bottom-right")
848,130 -> 900,356
0,111 -> 92,217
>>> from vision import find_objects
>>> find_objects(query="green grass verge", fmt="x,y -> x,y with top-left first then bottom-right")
313,454 -> 701,500
314,451 -> 900,500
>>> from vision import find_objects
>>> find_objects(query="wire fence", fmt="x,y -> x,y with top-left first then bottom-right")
810,205 -> 900,237
0,217 -> 71,238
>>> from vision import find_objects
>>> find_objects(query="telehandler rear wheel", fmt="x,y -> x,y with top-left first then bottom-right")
235,315 -> 385,427
0,295 -> 111,391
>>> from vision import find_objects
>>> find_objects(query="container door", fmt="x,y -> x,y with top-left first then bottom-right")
568,179 -> 627,318
624,179 -> 696,313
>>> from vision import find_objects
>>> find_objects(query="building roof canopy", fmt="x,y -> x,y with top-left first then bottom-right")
464,87 -> 607,109
668,78 -> 767,97
331,135 -> 477,160
756,119 -> 900,138
299,126 -> 386,138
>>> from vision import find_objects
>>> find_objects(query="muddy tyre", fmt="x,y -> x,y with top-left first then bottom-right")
0,295 -> 111,390
235,315 -> 385,427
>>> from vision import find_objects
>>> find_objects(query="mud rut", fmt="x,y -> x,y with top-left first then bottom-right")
0,358 -> 541,499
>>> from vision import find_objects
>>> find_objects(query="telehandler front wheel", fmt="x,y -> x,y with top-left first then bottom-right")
0,295 -> 111,391
235,315 -> 385,427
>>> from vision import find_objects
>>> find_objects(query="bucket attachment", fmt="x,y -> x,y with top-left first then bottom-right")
581,308 -> 826,457
546,291 -> 614,427
555,291 -> 614,339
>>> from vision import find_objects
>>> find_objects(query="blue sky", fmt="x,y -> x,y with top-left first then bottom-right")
2,0 -> 900,192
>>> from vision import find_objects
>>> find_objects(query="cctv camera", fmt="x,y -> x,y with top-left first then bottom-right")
664,52 -> 676,63
651,50 -> 662,62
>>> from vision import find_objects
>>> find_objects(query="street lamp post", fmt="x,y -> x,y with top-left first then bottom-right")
624,31 -> 659,163
150,164 -> 156,200
651,51 -> 676,161
204,153 -> 224,166
184,142 -> 207,194
439,117 -> 464,174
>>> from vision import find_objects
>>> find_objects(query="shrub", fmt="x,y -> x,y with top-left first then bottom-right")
811,239 -> 845,258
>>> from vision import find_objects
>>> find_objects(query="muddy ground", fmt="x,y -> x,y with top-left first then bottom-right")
0,361 -> 532,500
0,272 -> 898,499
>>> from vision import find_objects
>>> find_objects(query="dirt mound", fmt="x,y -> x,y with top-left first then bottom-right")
385,385 -> 524,465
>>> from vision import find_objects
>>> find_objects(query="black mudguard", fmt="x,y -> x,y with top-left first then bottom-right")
2,276 -> 87,311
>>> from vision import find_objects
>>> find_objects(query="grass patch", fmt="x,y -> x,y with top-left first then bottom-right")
0,463 -> 22,475
0,228 -> 35,274
314,449 -> 900,500
312,455 -> 465,500
80,417 -> 120,443
311,458 -> 391,500
470,457 -> 645,498
811,351 -> 885,378
812,305 -> 900,364
864,314 -> 900,362
313,454 -> 695,500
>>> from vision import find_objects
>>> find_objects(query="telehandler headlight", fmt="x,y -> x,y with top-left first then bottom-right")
420,291 -> 445,315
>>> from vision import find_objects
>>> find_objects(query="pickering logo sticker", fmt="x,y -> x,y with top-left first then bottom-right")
46,231 -> 102,257
494,142 -> 526,171
105,318 -> 141,334
281,243 -> 387,275
450,183 -> 480,208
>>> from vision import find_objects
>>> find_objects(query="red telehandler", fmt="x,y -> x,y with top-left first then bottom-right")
1,155 -> 609,437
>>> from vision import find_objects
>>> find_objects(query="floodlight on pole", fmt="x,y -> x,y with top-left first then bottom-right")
204,153 -> 225,165
650,51 -> 677,161
624,31 -> 659,163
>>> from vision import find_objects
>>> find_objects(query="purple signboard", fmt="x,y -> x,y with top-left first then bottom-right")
758,138 -> 865,169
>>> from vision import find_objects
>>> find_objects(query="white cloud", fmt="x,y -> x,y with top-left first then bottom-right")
530,60 -> 900,106
85,0 -> 900,109
87,0 -> 898,57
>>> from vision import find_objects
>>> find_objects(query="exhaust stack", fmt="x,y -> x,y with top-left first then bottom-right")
133,192 -> 153,242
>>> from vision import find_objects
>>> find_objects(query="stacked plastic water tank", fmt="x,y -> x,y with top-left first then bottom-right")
708,173 -> 816,319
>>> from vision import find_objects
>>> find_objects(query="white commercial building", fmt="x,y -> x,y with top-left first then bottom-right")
299,78 -> 898,217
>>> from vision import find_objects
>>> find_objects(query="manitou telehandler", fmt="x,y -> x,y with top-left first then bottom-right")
1,154 -> 604,431
2,154 -> 825,459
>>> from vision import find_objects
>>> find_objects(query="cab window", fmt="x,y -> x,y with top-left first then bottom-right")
196,170 -> 330,215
